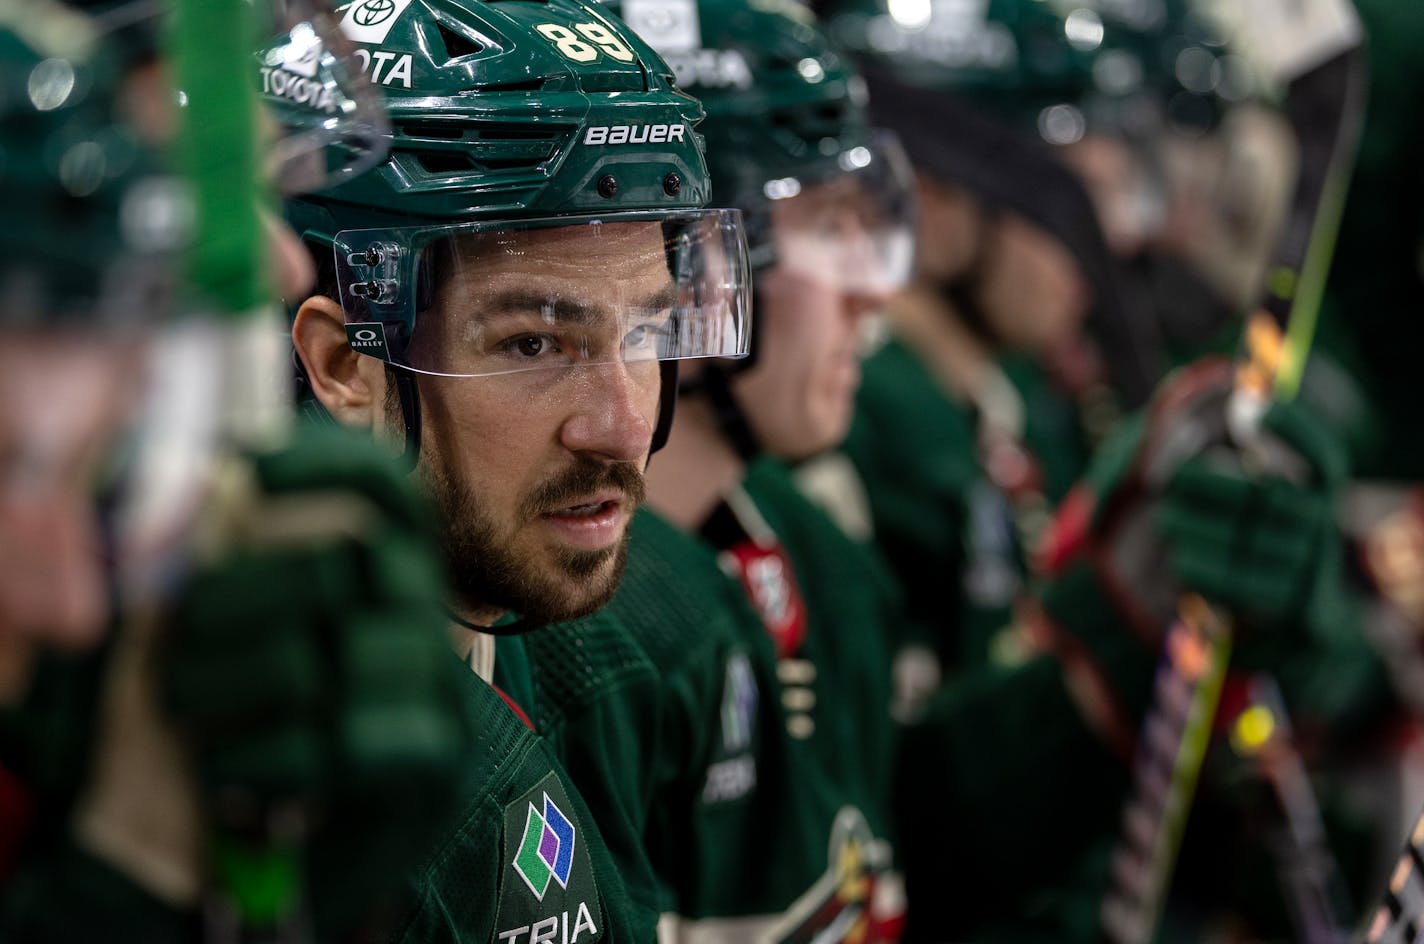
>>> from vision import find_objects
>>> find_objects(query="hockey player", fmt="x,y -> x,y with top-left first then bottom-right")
518,0 -> 923,938
284,0 -> 754,939
805,0 -> 1124,678
818,0 -> 1274,679
1,2 -> 479,940
608,8 -> 1141,941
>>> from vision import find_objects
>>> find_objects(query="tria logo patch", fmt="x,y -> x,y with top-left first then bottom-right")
513,793 -> 576,900
498,774 -> 604,944
339,0 -> 415,45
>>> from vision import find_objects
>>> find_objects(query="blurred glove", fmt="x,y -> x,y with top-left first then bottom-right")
1155,398 -> 1348,632
162,427 -> 470,938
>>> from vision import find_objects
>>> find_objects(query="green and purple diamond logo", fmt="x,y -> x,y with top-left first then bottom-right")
512,792 -> 576,900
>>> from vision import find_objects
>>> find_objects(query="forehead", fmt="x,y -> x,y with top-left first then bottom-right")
438,221 -> 671,300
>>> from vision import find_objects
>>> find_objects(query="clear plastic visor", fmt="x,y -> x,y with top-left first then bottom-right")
259,0 -> 392,195
333,209 -> 751,378
765,130 -> 917,296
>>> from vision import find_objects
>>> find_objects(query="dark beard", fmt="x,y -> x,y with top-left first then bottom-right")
428,457 -> 645,625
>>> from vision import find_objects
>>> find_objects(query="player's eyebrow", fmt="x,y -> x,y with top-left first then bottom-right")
637,284 -> 679,316
484,283 -> 680,325
484,291 -> 607,327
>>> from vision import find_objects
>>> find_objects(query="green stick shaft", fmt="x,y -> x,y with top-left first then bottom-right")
169,0 -> 267,316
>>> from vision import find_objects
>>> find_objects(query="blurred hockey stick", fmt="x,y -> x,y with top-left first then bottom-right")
1100,3 -> 1365,940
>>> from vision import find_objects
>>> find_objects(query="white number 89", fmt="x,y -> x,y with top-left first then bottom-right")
536,22 -> 636,63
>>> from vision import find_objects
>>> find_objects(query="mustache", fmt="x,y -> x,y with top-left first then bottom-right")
520,459 -> 647,520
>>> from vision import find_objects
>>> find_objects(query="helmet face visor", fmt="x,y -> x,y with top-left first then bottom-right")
767,130 -> 916,296
259,0 -> 391,195
333,208 -> 752,378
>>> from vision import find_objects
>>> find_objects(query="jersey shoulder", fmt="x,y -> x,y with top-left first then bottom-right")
525,605 -> 658,735
744,457 -> 900,604
609,508 -> 765,673
394,669 -> 657,944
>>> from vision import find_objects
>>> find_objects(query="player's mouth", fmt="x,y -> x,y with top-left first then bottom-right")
539,490 -> 627,550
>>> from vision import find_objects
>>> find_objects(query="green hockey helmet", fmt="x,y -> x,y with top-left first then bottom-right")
824,0 -> 1098,135
820,0 -> 1171,403
0,0 -> 188,330
617,0 -> 914,295
280,0 -> 751,387
1042,0 -> 1268,139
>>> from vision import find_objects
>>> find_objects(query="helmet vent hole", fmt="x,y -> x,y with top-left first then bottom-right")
479,78 -> 549,93
413,150 -> 479,174
578,71 -> 645,94
436,23 -> 484,61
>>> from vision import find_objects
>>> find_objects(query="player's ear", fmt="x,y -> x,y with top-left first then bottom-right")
292,296 -> 387,430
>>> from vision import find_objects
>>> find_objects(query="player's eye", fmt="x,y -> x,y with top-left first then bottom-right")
498,333 -> 561,359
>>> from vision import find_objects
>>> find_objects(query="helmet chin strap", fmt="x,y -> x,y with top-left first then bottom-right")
694,362 -> 763,463
389,366 -> 423,473
650,361 -> 679,457
446,608 -> 545,637
672,259 -> 767,463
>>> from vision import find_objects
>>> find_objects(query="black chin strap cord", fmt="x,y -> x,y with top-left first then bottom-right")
650,360 -> 679,457
696,363 -> 763,463
446,609 -> 545,637
390,366 -> 423,474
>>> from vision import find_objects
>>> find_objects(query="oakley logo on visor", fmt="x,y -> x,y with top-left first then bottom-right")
346,323 -> 392,359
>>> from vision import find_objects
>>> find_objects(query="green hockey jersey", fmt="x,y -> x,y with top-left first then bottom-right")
736,458 -> 900,844
821,339 -> 1140,940
392,663 -> 659,944
843,336 -> 1025,670
0,644 -> 649,944
527,490 -> 904,942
